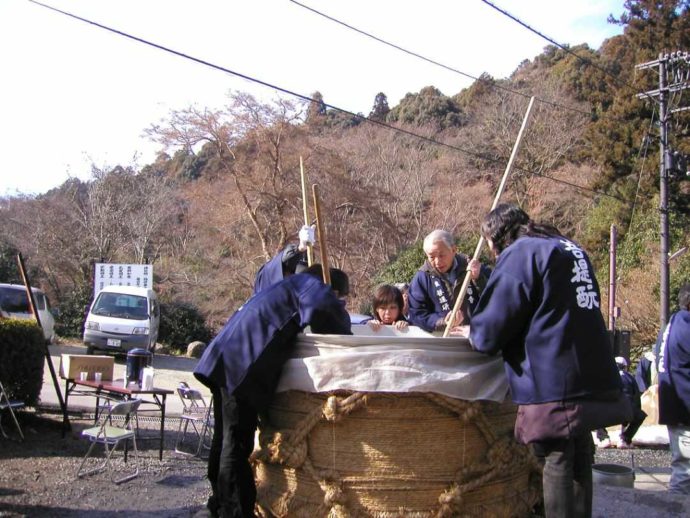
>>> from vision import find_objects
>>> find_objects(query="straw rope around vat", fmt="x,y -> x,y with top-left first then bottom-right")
253,390 -> 542,517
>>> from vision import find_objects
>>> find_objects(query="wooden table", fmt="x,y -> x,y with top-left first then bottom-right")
62,378 -> 174,460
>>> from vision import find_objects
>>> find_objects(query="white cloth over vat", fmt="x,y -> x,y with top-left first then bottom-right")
277,325 -> 509,402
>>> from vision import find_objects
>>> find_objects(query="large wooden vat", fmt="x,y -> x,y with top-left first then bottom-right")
253,328 -> 541,517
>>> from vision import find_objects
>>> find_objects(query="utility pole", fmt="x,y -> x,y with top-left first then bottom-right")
636,51 -> 690,327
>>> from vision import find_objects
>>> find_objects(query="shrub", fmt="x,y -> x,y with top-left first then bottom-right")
0,318 -> 45,406
159,301 -> 213,354
54,284 -> 92,338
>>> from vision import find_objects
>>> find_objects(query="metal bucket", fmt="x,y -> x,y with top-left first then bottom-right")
592,463 -> 635,488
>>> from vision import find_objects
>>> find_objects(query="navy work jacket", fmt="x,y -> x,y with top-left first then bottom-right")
469,236 -> 620,404
656,310 -> 690,426
253,244 -> 307,294
408,254 -> 490,332
253,250 -> 285,294
195,273 -> 351,409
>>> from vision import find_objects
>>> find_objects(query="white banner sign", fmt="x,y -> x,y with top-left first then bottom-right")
94,263 -> 153,297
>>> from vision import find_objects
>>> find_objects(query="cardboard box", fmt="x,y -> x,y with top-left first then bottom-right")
59,354 -> 114,381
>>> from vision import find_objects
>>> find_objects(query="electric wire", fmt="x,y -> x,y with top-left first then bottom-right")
627,105 -> 657,236
478,0 -> 657,105
28,0 -> 634,205
289,0 -> 596,120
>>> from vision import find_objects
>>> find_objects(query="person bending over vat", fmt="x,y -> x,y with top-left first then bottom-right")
468,203 -> 629,518
655,282 -> 690,495
253,225 -> 315,294
194,265 -> 352,518
365,284 -> 409,332
408,229 -> 490,332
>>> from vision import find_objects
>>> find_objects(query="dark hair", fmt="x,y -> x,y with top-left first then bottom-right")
303,264 -> 350,296
371,284 -> 404,314
481,203 -> 562,254
679,283 -> 690,310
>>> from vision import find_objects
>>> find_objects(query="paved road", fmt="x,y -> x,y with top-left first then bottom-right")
39,342 -> 212,417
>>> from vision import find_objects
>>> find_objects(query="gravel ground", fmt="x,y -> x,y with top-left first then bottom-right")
0,410 -> 210,517
1,409 -> 687,517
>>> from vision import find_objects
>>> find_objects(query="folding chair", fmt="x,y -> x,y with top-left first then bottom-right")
174,382 -> 213,456
0,380 -> 25,441
76,398 -> 141,484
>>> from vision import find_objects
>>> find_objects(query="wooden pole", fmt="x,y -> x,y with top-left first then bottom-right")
312,184 -> 331,285
443,96 -> 536,337
299,156 -> 313,266
16,253 -> 70,430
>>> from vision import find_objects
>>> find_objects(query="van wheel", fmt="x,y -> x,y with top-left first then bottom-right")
86,346 -> 94,355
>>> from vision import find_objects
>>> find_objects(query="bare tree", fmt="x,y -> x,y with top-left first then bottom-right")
461,79 -> 589,208
146,92 -> 308,262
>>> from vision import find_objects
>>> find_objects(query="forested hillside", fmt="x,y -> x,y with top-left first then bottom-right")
2,0 -> 690,356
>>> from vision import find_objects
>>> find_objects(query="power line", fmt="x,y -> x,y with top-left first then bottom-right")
27,0 -> 633,205
627,105 -> 657,236
289,0 -> 596,120
478,0 -> 656,104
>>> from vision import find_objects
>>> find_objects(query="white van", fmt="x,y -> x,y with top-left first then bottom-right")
83,285 -> 160,355
0,283 -> 56,343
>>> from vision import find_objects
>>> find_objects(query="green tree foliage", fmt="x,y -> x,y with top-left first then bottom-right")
306,91 -> 327,127
0,319 -> 45,406
159,301 -> 212,353
609,0 -> 690,57
325,109 -> 364,129
0,240 -> 21,283
587,1 -> 690,197
387,86 -> 466,129
373,241 -> 425,287
369,92 -> 390,122
453,73 -> 496,115
54,284 -> 92,338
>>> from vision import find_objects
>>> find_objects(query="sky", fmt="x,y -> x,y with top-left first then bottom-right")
0,0 -> 626,196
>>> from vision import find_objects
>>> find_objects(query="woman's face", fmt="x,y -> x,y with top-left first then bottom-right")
376,303 -> 400,324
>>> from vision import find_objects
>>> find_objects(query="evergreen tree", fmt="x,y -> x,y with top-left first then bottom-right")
0,240 -> 21,283
369,92 -> 390,122
306,91 -> 327,126
387,86 -> 466,129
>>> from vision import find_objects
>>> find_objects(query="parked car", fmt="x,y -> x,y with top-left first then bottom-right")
0,283 -> 56,343
83,285 -> 160,355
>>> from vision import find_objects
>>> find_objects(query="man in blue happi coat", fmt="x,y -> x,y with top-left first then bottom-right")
253,225 -> 315,293
469,204 -> 626,518
408,229 -> 490,332
655,283 -> 690,495
194,264 -> 351,517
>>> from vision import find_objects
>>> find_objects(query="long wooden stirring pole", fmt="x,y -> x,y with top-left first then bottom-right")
312,184 -> 331,285
443,96 -> 536,337
299,156 -> 313,266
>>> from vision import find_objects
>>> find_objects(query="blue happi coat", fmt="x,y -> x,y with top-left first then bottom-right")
655,310 -> 690,426
253,250 -> 286,294
469,236 -> 620,404
195,273 -> 351,409
408,254 -> 490,332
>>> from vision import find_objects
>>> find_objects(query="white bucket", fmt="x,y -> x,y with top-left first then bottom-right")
592,463 -> 635,488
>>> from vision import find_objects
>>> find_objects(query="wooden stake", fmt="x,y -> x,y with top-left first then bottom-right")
16,253 -> 70,430
312,184 -> 331,285
443,96 -> 536,337
299,156 -> 313,266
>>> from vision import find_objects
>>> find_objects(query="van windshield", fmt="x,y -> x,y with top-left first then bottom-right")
92,292 -> 149,320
